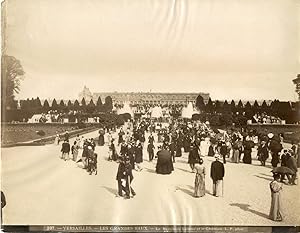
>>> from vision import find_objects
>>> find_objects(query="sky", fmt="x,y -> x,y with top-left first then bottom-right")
3,0 -> 300,101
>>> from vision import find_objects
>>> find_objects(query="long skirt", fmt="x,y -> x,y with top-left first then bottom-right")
176,147 -> 182,157
156,159 -> 173,174
243,149 -> 252,164
269,192 -> 283,221
73,150 -> 78,161
232,149 -> 239,163
271,152 -> 279,167
98,135 -> 105,146
194,174 -> 205,197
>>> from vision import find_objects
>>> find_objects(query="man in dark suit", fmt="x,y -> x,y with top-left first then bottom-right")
116,156 -> 135,199
286,152 -> 298,185
210,154 -> 225,197
61,140 -> 70,161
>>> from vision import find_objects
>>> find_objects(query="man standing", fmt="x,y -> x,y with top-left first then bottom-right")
220,141 -> 227,164
61,139 -> 70,161
286,152 -> 298,185
147,142 -> 155,162
210,154 -> 225,197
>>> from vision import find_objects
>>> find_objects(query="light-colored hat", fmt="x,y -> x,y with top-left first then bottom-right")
268,133 -> 274,139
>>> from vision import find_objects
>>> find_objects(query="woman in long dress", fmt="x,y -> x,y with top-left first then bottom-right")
269,173 -> 283,221
194,158 -> 206,197
232,140 -> 240,163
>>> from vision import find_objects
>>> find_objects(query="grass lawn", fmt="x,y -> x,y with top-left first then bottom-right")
1,123 -> 91,145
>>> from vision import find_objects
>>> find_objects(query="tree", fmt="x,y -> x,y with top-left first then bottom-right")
237,100 -> 244,113
261,100 -> 269,114
205,98 -> 213,113
96,96 -> 103,111
81,98 -> 87,111
244,101 -> 253,118
195,95 -> 205,111
35,97 -> 42,113
1,55 -> 25,110
214,100 -> 221,113
51,99 -> 58,110
222,100 -> 230,113
67,100 -> 73,111
1,55 -> 25,121
253,100 -> 260,113
270,99 -> 280,116
103,96 -> 113,112
43,100 -> 50,112
73,99 -> 80,110
59,100 -> 66,112
230,100 -> 236,113
87,99 -> 96,113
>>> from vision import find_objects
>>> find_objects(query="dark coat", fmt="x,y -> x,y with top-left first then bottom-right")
156,150 -> 174,174
188,148 -> 200,164
208,145 -> 215,156
135,144 -> 143,163
286,156 -> 298,173
210,160 -> 225,181
61,142 -> 70,153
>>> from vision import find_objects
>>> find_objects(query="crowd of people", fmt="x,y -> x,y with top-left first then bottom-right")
253,113 -> 283,124
56,116 -> 300,221
57,132 -> 98,175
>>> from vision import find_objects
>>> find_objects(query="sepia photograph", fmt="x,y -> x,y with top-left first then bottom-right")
1,0 -> 300,232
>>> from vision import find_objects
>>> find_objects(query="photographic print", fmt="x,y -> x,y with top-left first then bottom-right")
1,0 -> 300,232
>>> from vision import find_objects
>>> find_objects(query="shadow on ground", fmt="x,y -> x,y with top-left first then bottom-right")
175,185 -> 212,197
102,186 -> 118,196
254,175 -> 273,182
230,203 -> 269,219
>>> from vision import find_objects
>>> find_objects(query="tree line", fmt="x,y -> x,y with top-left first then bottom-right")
195,95 -> 299,124
19,96 -> 113,114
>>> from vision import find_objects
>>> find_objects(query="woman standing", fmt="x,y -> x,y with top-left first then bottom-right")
269,173 -> 283,221
194,158 -> 206,197
71,141 -> 79,161
232,139 -> 240,163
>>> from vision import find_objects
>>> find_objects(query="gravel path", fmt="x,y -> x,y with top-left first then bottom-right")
1,130 -> 299,225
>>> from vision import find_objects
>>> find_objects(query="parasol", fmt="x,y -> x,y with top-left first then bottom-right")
271,166 -> 295,175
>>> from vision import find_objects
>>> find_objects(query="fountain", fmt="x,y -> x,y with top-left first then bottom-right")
151,106 -> 163,118
181,102 -> 198,119
117,102 -> 133,117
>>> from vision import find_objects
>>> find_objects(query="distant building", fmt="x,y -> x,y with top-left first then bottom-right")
78,87 -> 210,105
78,86 -> 93,102
293,74 -> 300,101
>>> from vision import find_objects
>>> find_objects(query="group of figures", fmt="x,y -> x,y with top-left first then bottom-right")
57,133 -> 98,175
56,116 -> 299,221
